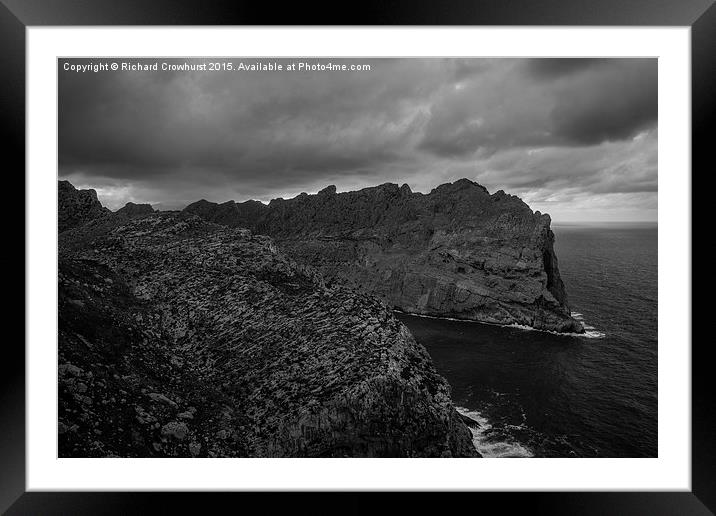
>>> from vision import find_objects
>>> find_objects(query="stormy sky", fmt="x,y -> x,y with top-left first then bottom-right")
59,58 -> 657,222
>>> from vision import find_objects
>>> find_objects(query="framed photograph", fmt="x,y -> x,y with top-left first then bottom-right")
6,0 -> 711,513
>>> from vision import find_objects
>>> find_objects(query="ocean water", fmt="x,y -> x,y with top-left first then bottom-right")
397,223 -> 657,458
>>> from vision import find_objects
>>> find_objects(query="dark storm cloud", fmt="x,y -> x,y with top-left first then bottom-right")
526,58 -> 610,79
59,58 -> 439,193
59,57 -> 657,220
417,58 -> 657,156
549,60 -> 657,145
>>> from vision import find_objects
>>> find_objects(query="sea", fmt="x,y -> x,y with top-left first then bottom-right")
396,222 -> 658,458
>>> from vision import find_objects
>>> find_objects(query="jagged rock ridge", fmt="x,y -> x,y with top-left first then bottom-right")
115,201 -> 155,218
58,181 -> 478,457
58,180 -> 111,232
184,179 -> 583,333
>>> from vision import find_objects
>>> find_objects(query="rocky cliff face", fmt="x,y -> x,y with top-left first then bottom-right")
58,183 -> 478,457
58,180 -> 111,232
115,201 -> 155,218
184,179 -> 583,333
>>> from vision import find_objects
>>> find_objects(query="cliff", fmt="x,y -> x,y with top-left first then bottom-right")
58,182 -> 478,457
58,180 -> 111,232
184,179 -> 583,333
115,201 -> 155,218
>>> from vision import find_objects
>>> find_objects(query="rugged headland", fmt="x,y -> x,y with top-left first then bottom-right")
185,179 -> 583,333
58,182 -> 478,457
58,180 -> 111,232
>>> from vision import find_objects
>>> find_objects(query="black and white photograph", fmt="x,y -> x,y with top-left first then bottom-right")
57,57 -> 658,459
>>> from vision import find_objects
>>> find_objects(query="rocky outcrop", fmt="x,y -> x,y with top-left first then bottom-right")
59,184 -> 478,457
115,201 -> 155,218
184,198 -> 265,227
184,179 -> 583,333
58,180 -> 110,232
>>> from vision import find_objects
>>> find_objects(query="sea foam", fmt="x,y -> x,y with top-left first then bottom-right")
394,310 -> 605,339
456,406 -> 534,458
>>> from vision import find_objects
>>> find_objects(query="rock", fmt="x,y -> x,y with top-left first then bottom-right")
115,202 -> 155,218
189,441 -> 201,457
458,412 -> 482,429
58,180 -> 111,232
147,392 -> 178,408
183,179 -> 582,333
318,185 -> 337,196
58,181 -> 478,458
177,409 -> 195,420
161,421 -> 189,441
183,198 -> 265,228
59,363 -> 82,377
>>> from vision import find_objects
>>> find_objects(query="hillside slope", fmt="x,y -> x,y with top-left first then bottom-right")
58,182 -> 478,457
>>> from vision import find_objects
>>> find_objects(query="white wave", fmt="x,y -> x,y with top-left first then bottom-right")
394,309 -> 605,339
456,406 -> 534,458
582,330 -> 606,339
569,312 -> 606,339
505,322 -> 605,339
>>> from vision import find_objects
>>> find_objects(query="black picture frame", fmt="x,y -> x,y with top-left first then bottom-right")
4,1 -> 712,514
